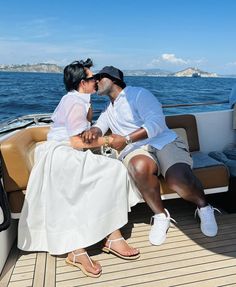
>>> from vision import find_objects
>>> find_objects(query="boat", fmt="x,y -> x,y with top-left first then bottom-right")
192,72 -> 201,78
0,103 -> 236,286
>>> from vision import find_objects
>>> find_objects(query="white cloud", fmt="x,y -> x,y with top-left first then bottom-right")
149,53 -> 206,68
161,53 -> 188,65
150,53 -> 188,66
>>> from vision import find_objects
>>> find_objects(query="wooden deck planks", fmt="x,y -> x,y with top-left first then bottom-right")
1,201 -> 236,287
0,244 -> 20,287
32,252 -> 47,287
44,254 -> 56,287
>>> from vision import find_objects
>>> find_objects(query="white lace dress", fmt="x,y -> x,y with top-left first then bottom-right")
18,90 -> 140,255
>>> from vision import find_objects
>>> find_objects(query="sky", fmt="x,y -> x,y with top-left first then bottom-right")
0,0 -> 236,75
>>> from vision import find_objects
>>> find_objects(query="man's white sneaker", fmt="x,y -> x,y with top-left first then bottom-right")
149,209 -> 175,246
195,205 -> 220,237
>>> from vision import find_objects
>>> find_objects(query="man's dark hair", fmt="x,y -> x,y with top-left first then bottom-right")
63,58 -> 93,91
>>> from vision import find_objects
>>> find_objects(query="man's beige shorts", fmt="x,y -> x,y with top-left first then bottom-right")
123,137 -> 193,177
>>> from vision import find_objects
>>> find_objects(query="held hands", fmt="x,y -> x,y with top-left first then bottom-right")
80,129 -> 127,151
81,127 -> 101,144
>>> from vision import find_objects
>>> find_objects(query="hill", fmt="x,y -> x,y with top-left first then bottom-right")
172,67 -> 217,77
0,63 -> 63,73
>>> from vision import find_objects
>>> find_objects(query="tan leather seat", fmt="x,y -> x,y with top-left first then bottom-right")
0,126 -> 49,213
0,114 -> 229,213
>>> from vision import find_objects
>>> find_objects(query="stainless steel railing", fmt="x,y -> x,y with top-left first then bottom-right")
162,100 -> 228,108
0,100 -> 231,134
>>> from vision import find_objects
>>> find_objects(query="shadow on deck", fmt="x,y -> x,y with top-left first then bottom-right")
1,199 -> 236,287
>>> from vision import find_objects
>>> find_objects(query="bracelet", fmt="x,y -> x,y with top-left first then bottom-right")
104,136 -> 110,148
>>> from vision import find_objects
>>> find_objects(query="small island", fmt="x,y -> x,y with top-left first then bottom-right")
172,67 -> 217,78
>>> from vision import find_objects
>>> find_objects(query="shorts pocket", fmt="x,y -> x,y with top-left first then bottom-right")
174,137 -> 190,152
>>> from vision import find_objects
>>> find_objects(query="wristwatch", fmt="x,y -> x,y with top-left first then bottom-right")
125,135 -> 132,145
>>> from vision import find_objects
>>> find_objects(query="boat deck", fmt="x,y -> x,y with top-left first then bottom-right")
1,199 -> 236,287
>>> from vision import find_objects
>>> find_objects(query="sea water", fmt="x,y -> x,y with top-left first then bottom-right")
0,71 -> 236,122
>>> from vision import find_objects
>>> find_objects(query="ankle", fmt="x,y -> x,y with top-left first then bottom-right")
73,248 -> 86,254
107,229 -> 122,240
154,208 -> 169,217
197,200 -> 208,209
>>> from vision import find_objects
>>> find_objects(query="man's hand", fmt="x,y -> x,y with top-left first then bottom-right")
110,134 -> 126,151
81,127 -> 102,144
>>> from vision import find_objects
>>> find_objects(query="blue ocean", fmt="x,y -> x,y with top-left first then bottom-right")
0,71 -> 236,122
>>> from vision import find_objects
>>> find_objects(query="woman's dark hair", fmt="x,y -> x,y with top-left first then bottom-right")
63,58 -> 93,91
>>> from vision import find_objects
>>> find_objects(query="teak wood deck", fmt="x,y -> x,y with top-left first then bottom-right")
1,200 -> 236,287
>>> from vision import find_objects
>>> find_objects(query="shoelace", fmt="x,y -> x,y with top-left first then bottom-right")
194,206 -> 222,219
150,214 -> 177,226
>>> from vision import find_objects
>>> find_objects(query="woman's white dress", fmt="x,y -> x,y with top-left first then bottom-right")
18,90 -> 140,255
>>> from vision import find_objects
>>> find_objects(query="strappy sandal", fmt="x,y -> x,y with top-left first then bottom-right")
65,251 -> 102,278
102,237 -> 140,260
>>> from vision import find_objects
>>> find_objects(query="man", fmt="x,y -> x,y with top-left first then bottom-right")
82,66 -> 219,245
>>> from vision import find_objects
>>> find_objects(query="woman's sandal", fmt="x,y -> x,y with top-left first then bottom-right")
102,237 -> 140,260
65,251 -> 102,278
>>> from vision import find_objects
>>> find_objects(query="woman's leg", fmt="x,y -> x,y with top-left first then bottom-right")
104,229 -> 140,256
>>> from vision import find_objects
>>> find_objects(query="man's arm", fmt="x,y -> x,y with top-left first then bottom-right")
136,89 -> 167,138
110,127 -> 148,151
111,89 -> 166,151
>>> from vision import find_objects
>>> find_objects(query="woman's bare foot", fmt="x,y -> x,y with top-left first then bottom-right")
104,230 -> 140,257
67,248 -> 102,276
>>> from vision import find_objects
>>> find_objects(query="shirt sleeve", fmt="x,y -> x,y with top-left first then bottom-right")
136,88 -> 167,138
65,102 -> 90,136
93,110 -> 110,135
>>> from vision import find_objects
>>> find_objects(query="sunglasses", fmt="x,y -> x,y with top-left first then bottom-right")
94,73 -> 113,82
84,76 -> 96,82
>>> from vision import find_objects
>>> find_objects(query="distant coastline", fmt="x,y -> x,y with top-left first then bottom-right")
0,63 -> 235,78
0,63 -> 63,74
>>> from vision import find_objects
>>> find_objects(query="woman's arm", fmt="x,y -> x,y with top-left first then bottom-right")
70,134 -> 113,149
86,106 -> 93,123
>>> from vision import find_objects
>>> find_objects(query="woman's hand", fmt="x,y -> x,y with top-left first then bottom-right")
70,133 -> 113,150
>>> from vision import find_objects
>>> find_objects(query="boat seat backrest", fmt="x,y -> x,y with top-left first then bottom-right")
0,126 -> 49,193
0,115 -> 199,194
165,114 -> 200,152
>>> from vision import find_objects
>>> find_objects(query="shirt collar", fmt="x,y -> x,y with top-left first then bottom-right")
113,87 -> 128,103
68,90 -> 91,104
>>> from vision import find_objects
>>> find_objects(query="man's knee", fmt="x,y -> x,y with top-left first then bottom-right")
127,155 -> 157,179
165,163 -> 196,189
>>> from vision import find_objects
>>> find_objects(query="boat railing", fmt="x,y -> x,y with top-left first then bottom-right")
0,100 -> 230,134
0,113 -> 53,134
162,100 -> 229,108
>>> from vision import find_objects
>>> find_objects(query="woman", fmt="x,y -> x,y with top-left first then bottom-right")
18,59 -> 139,278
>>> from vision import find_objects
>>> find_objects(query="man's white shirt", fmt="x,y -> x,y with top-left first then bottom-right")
94,86 -> 177,159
